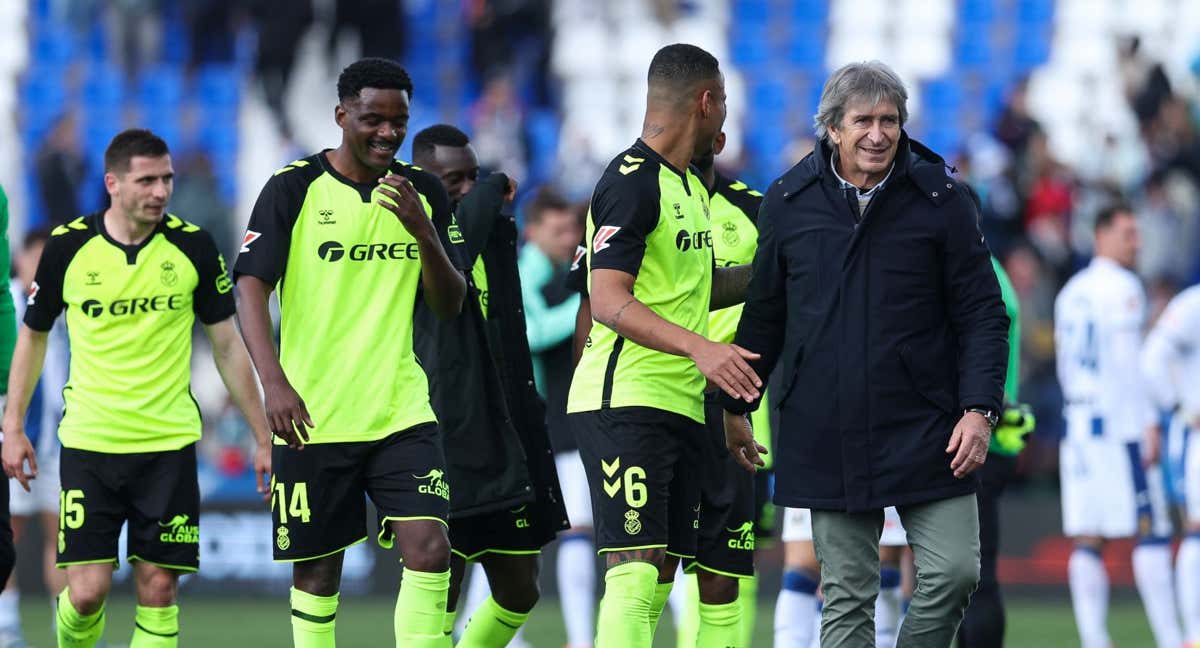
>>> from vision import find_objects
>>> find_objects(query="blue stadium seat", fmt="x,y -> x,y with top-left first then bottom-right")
786,32 -> 825,71
732,31 -> 771,67
960,0 -> 1000,24
732,0 -> 771,25
955,30 -> 993,68
138,65 -> 185,107
34,28 -> 76,66
196,65 -> 241,110
1016,0 -> 1053,26
1014,31 -> 1050,71
750,81 -> 788,115
791,0 -> 829,23
82,65 -> 125,110
924,79 -> 964,114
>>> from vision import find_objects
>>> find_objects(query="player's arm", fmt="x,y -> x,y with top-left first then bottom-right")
572,296 -> 591,367
376,172 -> 466,319
1,325 -> 47,490
235,277 -> 312,449
710,263 -> 753,310
204,317 -> 273,501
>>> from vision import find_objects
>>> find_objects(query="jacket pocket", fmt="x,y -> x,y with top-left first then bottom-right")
898,344 -> 956,414
774,343 -> 805,410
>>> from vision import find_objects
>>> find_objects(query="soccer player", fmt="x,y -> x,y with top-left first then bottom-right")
234,58 -> 467,647
0,229 -> 68,647
410,124 -> 568,647
0,128 -> 272,648
1054,204 -> 1182,648
567,44 -> 759,648
1141,283 -> 1200,646
663,130 -> 765,648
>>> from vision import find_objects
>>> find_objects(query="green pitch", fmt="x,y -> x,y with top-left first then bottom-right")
20,595 -> 1154,646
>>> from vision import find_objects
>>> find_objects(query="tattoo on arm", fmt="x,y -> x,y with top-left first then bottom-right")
711,264 -> 754,310
641,123 -> 665,139
605,298 -> 637,335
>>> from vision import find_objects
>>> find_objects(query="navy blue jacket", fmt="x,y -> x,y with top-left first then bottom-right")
722,134 -> 1009,512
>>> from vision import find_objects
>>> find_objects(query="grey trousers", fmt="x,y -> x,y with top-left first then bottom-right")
811,493 -> 981,648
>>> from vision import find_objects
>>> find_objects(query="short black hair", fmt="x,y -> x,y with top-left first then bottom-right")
524,186 -> 571,225
1095,203 -> 1135,233
104,128 -> 169,174
22,227 -> 50,250
647,44 -> 720,90
337,57 -> 414,102
412,124 -> 470,161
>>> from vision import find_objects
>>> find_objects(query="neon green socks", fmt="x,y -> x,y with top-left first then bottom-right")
130,604 -> 178,647
395,568 -> 450,647
458,596 -> 530,647
290,588 -> 338,648
738,575 -> 758,646
674,572 -> 701,648
596,561 -> 658,648
436,609 -> 457,647
697,600 -> 743,647
648,579 -> 673,636
56,588 -> 106,648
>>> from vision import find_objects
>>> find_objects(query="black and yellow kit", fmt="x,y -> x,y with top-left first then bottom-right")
234,152 -> 451,560
685,174 -> 764,578
419,172 -> 568,560
567,140 -> 712,555
26,212 -> 235,569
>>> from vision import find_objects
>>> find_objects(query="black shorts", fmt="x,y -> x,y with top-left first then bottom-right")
58,444 -> 200,571
572,406 -> 702,557
683,397 -> 757,578
270,423 -> 448,561
449,502 -> 553,560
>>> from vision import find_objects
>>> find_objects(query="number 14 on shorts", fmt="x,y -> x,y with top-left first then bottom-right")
271,478 -> 312,524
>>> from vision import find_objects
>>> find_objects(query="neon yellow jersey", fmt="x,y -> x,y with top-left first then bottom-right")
234,152 -> 451,444
24,213 -> 235,453
707,175 -> 763,344
567,140 -> 713,424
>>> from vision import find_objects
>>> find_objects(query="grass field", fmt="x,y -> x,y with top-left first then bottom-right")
17,595 -> 1156,647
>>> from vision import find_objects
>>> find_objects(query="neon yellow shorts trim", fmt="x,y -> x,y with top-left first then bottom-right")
377,516 -> 448,550
684,561 -> 753,580
127,555 -> 199,574
274,536 -> 368,563
56,558 -> 119,569
452,548 -> 543,561
665,550 -> 697,560
597,543 -> 668,555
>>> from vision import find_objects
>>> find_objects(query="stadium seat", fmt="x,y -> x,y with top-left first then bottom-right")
33,27 -> 75,67
960,0 -> 1000,25
138,65 -> 186,107
196,65 -> 241,110
82,65 -> 125,110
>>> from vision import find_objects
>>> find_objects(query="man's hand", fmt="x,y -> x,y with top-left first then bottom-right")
691,341 -> 761,402
1,426 -> 37,492
263,378 -> 312,449
947,411 -> 991,478
376,174 -> 436,239
725,410 -> 767,472
254,441 -> 272,504
1143,424 -> 1162,468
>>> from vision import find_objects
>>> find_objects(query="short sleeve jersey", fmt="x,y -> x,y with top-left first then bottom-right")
1054,257 -> 1152,440
566,140 -> 713,424
707,175 -> 762,344
234,152 -> 447,443
1146,286 -> 1200,414
25,212 -> 235,453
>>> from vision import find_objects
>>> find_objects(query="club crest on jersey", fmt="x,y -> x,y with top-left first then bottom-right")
593,226 -> 621,252
722,222 -> 740,247
276,526 -> 291,551
241,230 -> 262,253
160,261 -> 178,287
624,509 -> 642,536
570,245 -> 586,271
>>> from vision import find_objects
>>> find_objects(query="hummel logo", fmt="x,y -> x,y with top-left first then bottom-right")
318,209 -> 336,225
85,271 -> 101,286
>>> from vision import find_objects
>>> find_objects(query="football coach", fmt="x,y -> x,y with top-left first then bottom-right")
722,61 -> 1009,647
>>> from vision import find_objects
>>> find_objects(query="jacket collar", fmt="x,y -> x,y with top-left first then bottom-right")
777,131 -> 955,206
